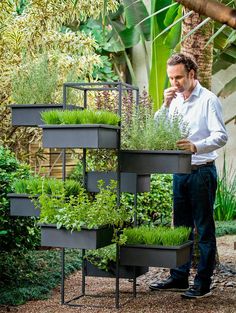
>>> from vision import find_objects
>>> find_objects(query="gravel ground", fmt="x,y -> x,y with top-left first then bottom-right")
1,235 -> 235,313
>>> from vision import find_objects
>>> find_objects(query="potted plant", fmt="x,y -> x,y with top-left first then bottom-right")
40,109 -> 120,149
9,54 -> 77,126
84,244 -> 148,279
120,107 -> 192,174
39,181 -> 132,249
119,226 -> 193,268
8,178 -> 82,217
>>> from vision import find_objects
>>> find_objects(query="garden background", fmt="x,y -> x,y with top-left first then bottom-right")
0,0 -> 235,310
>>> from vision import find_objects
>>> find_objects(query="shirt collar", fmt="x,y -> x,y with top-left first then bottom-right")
191,80 -> 202,98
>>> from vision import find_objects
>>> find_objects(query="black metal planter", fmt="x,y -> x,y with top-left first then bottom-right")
120,150 -> 192,174
40,124 -> 120,149
84,259 -> 148,279
40,224 -> 114,249
86,171 -> 150,193
8,193 -> 40,217
120,241 -> 193,268
9,104 -> 71,126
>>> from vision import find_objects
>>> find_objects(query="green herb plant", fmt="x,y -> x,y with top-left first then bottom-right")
122,226 -> 191,246
122,105 -> 189,150
38,180 -> 132,231
41,109 -> 120,126
85,244 -> 116,272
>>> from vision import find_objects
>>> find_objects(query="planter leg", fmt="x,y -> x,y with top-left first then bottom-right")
61,248 -> 65,304
133,267 -> 137,298
115,244 -> 120,309
82,249 -> 86,295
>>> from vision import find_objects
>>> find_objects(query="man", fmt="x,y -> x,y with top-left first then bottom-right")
149,53 -> 228,299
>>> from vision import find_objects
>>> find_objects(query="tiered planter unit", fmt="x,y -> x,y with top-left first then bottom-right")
120,241 -> 193,268
8,193 -> 40,217
40,224 -> 114,249
120,150 -> 192,174
38,82 -> 147,309
9,81 -> 193,309
40,124 -> 119,149
84,259 -> 148,279
10,104 -> 78,127
86,171 -> 150,193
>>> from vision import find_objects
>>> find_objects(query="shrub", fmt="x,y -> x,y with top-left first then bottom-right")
121,174 -> 173,226
0,146 -> 40,252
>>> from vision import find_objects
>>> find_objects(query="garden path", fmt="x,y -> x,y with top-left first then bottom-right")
1,235 -> 235,313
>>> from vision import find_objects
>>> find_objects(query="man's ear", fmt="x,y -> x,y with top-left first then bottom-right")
189,69 -> 195,79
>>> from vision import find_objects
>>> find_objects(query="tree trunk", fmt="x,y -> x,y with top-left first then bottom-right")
181,8 -> 220,267
181,8 -> 214,89
175,0 -> 236,29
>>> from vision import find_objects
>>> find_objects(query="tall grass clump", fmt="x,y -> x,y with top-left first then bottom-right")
123,226 -> 191,246
41,109 -> 120,126
122,105 -> 189,150
214,156 -> 236,221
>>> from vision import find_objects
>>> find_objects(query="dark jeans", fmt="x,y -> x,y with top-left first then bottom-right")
170,164 -> 217,289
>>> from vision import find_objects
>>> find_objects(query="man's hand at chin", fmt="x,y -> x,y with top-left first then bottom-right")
176,139 -> 197,153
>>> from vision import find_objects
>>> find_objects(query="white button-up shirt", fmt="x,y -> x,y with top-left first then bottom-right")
155,81 -> 228,165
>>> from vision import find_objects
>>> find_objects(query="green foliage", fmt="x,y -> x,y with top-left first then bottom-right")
122,105 -> 189,150
38,180 -> 132,231
214,162 -> 236,221
215,220 -> 236,237
93,55 -> 119,81
123,225 -> 191,246
85,244 -> 116,272
121,174 -> 173,226
0,146 -> 40,252
0,249 -> 81,305
149,1 -> 182,111
11,55 -> 59,104
41,109 -> 120,125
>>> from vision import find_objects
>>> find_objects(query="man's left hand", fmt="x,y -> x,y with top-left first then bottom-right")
176,139 -> 196,153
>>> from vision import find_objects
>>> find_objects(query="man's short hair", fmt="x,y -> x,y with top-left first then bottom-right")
167,53 -> 198,78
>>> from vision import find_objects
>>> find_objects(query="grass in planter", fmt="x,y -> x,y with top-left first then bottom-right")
0,249 -> 81,305
123,226 -> 191,246
12,177 -> 83,197
41,109 -> 120,126
122,105 -> 189,150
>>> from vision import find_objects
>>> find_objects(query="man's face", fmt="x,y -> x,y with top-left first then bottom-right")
167,63 -> 195,93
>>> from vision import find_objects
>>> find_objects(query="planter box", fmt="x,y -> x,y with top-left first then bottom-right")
84,259 -> 148,279
120,150 -> 192,174
40,124 -> 119,149
86,171 -> 150,193
8,193 -> 40,217
9,104 -> 77,127
120,241 -> 193,268
40,224 -> 114,249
